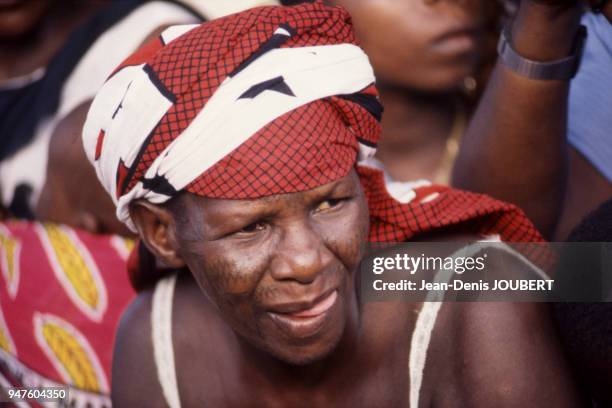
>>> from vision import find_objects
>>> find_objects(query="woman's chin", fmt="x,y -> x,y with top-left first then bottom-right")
255,290 -> 350,366
386,63 -> 478,94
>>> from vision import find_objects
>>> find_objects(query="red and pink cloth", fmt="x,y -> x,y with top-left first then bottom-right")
0,221 -> 135,406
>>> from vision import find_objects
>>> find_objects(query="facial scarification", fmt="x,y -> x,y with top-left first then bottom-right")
166,172 -> 368,364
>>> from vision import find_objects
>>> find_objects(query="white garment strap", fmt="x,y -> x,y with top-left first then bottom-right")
408,241 -> 494,408
152,274 -> 181,408
408,302 -> 442,408
408,238 -> 548,407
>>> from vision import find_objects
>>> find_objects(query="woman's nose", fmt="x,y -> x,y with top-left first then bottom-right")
269,222 -> 333,284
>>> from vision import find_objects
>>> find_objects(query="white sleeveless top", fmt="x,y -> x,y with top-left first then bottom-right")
150,274 -> 442,408
150,227 -> 548,408
151,274 -> 181,408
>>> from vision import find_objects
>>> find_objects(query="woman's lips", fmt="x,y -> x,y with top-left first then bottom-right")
432,27 -> 482,55
291,290 -> 337,317
267,290 -> 338,339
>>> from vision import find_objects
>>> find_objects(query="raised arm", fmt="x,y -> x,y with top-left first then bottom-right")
452,1 -> 585,238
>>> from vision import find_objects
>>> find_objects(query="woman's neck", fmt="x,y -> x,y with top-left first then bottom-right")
375,83 -> 464,182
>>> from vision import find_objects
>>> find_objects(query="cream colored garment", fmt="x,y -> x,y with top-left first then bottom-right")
151,273 -> 442,408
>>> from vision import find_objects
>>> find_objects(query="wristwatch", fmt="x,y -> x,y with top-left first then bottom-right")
497,24 -> 587,81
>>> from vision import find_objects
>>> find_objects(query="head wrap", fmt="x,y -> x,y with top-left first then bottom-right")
83,2 -> 380,231
83,3 -> 544,289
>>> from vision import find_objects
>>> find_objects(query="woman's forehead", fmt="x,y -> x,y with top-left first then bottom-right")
181,169 -> 361,218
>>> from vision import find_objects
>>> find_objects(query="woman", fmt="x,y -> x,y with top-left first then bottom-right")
84,2 -> 584,406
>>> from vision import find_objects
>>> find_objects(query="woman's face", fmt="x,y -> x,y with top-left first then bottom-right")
331,0 -> 499,91
170,170 -> 369,365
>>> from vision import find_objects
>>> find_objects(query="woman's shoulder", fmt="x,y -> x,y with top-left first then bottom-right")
426,301 -> 582,408
112,284 -> 169,407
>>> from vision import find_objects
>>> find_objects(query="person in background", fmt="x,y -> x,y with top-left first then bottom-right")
308,0 -> 504,184
0,0 -> 203,223
0,0 -> 105,218
0,102 -> 136,405
453,3 -> 612,239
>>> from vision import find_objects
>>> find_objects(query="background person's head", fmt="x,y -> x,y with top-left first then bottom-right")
325,0 -> 500,91
35,101 -> 133,236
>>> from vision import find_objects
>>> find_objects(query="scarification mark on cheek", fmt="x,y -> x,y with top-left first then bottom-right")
327,199 -> 369,274
186,252 -> 271,339
188,251 -> 267,305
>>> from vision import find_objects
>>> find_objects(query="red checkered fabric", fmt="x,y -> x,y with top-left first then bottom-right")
358,166 -> 543,243
89,2 -> 545,288
186,99 -> 360,198
111,2 -> 370,198
357,166 -> 547,265
128,165 -> 546,289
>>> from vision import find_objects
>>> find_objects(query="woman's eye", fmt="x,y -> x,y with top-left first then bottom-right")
315,198 -> 345,212
237,222 -> 267,234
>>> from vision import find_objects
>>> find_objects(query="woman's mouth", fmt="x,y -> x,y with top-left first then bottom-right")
267,290 -> 339,339
432,26 -> 483,56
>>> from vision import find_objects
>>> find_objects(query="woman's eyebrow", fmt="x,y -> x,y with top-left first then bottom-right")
320,177 -> 356,196
331,178 -> 356,194
205,199 -> 278,224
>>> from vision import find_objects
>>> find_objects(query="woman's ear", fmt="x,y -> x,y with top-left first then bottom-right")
129,200 -> 186,269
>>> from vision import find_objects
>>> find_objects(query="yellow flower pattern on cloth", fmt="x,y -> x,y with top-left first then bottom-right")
37,224 -> 108,322
0,225 -> 21,298
0,307 -> 16,354
34,313 -> 108,393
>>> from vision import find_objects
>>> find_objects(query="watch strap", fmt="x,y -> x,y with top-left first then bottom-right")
497,24 -> 587,81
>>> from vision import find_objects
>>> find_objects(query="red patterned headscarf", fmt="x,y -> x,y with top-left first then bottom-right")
83,3 -> 543,288
84,3 -> 379,231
